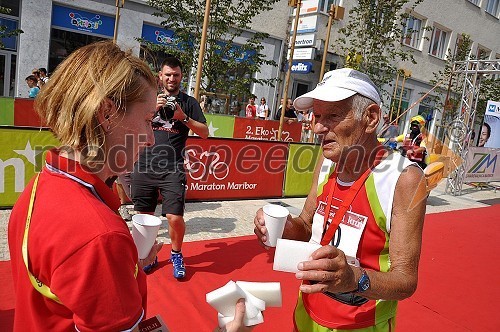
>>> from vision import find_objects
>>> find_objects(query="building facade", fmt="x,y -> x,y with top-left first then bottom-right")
1,0 -> 499,131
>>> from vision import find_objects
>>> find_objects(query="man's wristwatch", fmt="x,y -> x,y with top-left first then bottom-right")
182,115 -> 190,123
357,268 -> 370,293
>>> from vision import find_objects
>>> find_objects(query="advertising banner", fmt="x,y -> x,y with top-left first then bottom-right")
141,24 -> 184,49
0,97 -> 14,125
292,33 -> 316,47
14,98 -> 46,127
291,15 -> 317,33
52,5 -> 115,38
482,100 -> 500,148
292,0 -> 320,15
184,137 -> 288,200
288,47 -> 315,60
0,127 -> 60,207
204,114 -> 235,138
291,61 -> 313,74
283,143 -> 321,196
233,118 -> 302,142
464,147 -> 500,182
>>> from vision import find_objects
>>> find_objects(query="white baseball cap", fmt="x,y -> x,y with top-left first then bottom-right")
293,68 -> 381,110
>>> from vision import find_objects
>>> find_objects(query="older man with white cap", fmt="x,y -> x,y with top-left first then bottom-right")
254,68 -> 427,331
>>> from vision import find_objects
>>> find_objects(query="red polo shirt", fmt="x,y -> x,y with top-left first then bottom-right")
8,149 -> 147,331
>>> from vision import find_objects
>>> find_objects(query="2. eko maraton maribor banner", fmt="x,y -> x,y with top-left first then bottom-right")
184,137 -> 288,200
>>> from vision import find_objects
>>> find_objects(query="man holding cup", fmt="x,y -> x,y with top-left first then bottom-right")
253,68 -> 427,331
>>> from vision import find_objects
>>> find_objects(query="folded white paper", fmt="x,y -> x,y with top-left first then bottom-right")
207,280 -> 283,327
273,239 -> 321,273
218,311 -> 264,327
206,280 -> 265,319
236,281 -> 282,307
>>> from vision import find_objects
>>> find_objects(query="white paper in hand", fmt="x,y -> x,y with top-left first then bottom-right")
236,281 -> 282,307
206,280 -> 264,320
273,239 -> 321,273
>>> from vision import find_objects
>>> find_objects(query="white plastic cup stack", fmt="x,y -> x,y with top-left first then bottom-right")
262,204 -> 289,247
131,214 -> 162,259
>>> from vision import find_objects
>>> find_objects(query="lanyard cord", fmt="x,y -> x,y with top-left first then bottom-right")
320,149 -> 385,246
22,173 -> 63,304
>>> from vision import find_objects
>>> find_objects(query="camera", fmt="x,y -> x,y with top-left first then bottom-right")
159,95 -> 179,121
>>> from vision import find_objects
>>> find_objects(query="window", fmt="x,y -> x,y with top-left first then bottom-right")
0,0 -> 20,17
319,0 -> 340,14
476,45 -> 491,59
468,0 -> 480,6
418,95 -> 437,128
428,26 -> 448,58
486,0 -> 499,15
403,16 -> 423,49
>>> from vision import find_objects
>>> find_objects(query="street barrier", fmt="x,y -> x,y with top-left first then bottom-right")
283,143 -> 322,197
0,97 -> 14,126
0,126 -> 319,208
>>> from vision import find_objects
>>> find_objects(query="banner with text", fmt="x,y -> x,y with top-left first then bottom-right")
464,147 -> 500,182
0,127 -> 60,207
185,137 -> 288,200
483,100 -> 500,148
233,118 -> 302,142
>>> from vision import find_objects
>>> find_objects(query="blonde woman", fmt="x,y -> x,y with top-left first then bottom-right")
8,41 -> 249,332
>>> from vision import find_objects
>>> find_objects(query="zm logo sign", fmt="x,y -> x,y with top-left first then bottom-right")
488,104 -> 496,113
69,12 -> 102,30
468,153 -> 497,174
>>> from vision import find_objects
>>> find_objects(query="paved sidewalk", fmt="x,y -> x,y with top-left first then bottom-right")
0,180 -> 498,261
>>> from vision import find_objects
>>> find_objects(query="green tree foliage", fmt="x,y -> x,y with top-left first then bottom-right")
145,0 -> 279,97
0,6 -> 23,50
335,0 -> 426,94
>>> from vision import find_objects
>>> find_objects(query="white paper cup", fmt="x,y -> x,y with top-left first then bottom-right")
262,204 -> 289,247
131,214 -> 162,259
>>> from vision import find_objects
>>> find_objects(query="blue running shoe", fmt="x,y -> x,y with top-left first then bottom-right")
171,252 -> 186,279
143,256 -> 158,274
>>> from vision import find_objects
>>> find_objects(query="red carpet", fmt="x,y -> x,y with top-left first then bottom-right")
1,205 -> 499,331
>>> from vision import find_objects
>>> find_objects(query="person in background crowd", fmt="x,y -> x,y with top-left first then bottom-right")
245,96 -> 257,118
254,68 -> 427,332
275,97 -> 297,123
25,75 -> 40,98
378,113 -> 399,142
300,109 -> 314,142
478,122 -> 491,147
256,97 -> 269,120
393,115 -> 428,169
9,40 -> 248,332
31,69 -> 43,88
131,55 -> 209,279
39,67 -> 49,84
200,94 -> 208,113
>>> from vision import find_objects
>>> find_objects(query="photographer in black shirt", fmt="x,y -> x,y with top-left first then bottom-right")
131,56 -> 208,279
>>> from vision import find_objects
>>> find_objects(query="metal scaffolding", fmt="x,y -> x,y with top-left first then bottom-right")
445,59 -> 500,196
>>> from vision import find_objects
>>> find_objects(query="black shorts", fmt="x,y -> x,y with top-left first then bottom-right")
131,171 -> 186,216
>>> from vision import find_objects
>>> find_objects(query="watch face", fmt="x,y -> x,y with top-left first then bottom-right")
359,271 -> 370,292
360,278 -> 370,292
